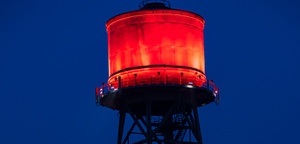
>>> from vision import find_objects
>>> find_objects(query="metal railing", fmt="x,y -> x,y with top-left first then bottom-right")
111,75 -> 205,89
95,75 -> 219,105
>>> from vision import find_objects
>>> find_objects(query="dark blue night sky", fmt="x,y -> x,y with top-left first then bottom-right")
1,0 -> 300,143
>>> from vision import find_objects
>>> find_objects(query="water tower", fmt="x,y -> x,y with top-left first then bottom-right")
96,1 -> 219,143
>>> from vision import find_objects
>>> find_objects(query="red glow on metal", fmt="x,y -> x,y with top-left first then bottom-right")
106,9 -> 206,88
108,67 -> 206,89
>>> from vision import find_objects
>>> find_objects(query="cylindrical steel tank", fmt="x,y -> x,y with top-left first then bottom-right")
106,7 -> 207,88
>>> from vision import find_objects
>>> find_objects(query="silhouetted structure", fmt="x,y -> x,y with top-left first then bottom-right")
96,1 -> 219,143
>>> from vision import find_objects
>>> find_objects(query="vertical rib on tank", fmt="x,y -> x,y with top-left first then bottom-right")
106,9 -> 206,89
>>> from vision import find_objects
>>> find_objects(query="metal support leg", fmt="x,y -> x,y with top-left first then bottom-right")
146,101 -> 152,144
139,116 -> 161,144
127,108 -> 148,138
164,116 -> 173,144
186,112 -> 198,141
155,103 -> 176,132
193,108 -> 203,144
122,123 -> 136,144
118,110 -> 126,144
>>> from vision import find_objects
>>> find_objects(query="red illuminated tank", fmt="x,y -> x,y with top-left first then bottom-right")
96,1 -> 219,114
107,8 -> 206,89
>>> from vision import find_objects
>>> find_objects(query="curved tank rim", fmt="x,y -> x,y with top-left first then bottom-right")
106,8 -> 205,29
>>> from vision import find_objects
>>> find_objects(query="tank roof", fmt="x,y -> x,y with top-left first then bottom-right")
139,0 -> 171,9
